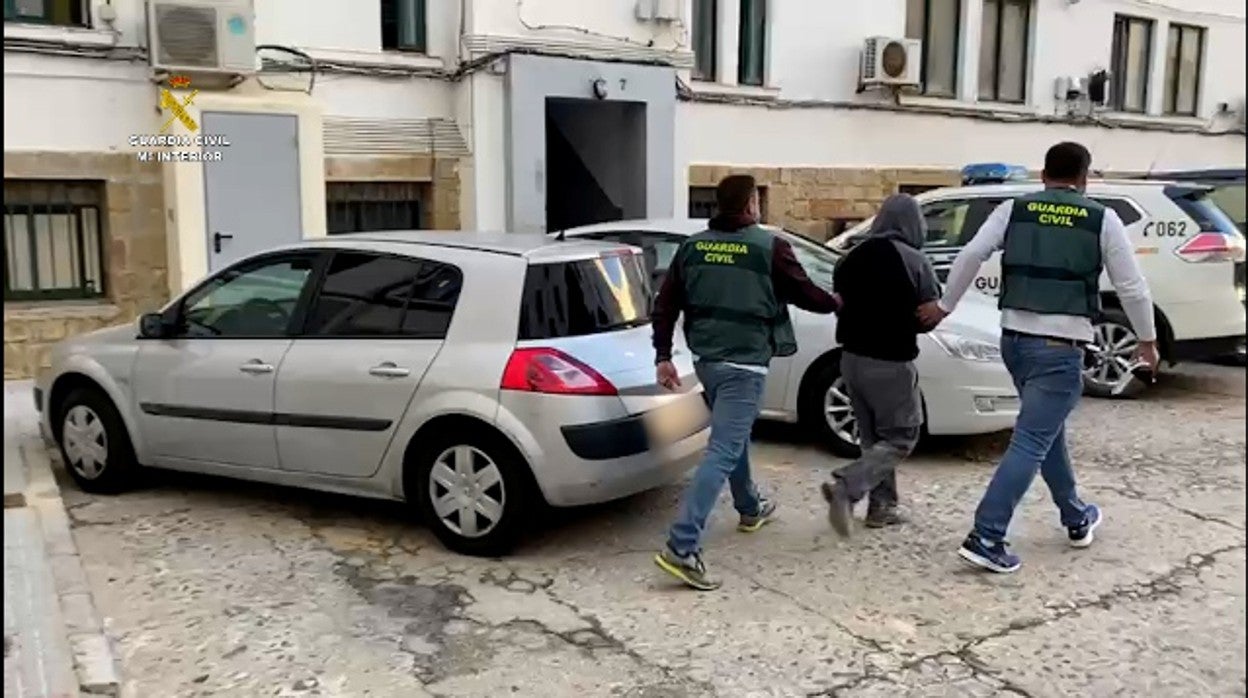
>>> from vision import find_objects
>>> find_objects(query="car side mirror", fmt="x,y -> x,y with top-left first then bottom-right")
138,312 -> 173,339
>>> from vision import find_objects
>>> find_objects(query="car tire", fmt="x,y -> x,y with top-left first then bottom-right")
411,427 -> 533,557
1083,307 -> 1148,400
55,387 -> 139,494
798,359 -> 862,459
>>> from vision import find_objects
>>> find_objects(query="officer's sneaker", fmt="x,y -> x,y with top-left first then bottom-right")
958,534 -> 1022,574
653,546 -> 721,591
1067,504 -> 1102,548
737,498 -> 777,532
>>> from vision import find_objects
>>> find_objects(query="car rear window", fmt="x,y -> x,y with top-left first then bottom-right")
1167,186 -> 1241,234
518,252 -> 652,340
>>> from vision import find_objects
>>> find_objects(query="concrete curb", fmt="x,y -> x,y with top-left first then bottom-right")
25,428 -> 123,696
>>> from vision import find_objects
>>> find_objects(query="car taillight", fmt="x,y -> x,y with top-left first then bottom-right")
500,347 -> 618,396
1175,232 -> 1248,264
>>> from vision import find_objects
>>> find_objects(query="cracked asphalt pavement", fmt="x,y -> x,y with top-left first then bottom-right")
58,365 -> 1245,697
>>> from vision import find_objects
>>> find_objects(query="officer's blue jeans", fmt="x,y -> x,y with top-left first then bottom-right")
667,361 -> 765,556
973,333 -> 1092,544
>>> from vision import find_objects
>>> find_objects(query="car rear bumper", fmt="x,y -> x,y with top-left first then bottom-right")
545,426 -> 709,507
497,390 -> 710,507
920,359 -> 1019,437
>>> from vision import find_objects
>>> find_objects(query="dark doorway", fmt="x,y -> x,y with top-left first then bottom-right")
545,98 -> 647,233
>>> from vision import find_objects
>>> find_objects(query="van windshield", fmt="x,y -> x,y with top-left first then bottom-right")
517,252 -> 653,340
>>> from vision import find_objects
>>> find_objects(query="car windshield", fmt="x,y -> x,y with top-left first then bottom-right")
772,228 -> 837,292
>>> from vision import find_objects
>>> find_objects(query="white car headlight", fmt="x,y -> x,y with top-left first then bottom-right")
930,330 -> 1002,362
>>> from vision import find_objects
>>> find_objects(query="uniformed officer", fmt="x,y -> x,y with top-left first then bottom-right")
651,174 -> 841,590
919,142 -> 1160,573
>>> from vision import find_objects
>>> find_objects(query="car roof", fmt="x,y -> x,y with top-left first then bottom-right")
561,218 -> 799,239
561,218 -> 710,236
297,230 -> 634,262
916,178 -> 1197,200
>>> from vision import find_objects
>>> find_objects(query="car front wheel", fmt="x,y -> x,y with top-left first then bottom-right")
799,360 -> 862,458
411,428 -> 533,557
56,387 -> 139,493
1083,308 -> 1148,399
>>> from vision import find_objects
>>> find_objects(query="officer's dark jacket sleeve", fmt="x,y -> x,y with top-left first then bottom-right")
771,238 -> 841,314
651,245 -> 686,364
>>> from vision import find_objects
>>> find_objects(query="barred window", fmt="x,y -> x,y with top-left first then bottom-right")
3,179 -> 106,301
326,181 -> 430,235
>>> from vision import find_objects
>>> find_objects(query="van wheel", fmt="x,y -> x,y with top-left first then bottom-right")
799,360 -> 862,458
411,429 -> 532,557
1083,308 -> 1147,399
55,387 -> 138,494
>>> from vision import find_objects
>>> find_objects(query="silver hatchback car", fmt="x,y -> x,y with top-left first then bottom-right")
35,232 -> 710,556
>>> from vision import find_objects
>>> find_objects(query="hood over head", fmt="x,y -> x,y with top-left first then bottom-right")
868,194 -> 927,250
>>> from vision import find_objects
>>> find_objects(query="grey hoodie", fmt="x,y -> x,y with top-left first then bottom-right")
868,194 -> 941,304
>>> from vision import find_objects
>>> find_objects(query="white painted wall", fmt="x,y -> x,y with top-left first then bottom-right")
467,0 -> 686,49
680,101 -> 1241,171
4,0 -> 1245,235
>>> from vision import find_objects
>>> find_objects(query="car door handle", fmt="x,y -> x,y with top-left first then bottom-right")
239,360 -> 274,375
368,362 -> 410,378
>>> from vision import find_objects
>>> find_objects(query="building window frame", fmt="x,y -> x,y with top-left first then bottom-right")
1163,22 -> 1205,117
737,0 -> 767,87
3,0 -> 89,26
3,180 -> 107,302
978,0 -> 1031,104
1109,14 -> 1154,114
326,181 -> 430,235
907,0 -> 962,99
380,0 -> 427,53
691,0 -> 718,82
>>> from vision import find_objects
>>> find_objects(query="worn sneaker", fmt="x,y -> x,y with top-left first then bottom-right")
864,506 -> 905,529
958,534 -> 1022,574
820,481 -> 853,538
654,546 -> 721,591
737,498 -> 777,532
1067,504 -> 1102,549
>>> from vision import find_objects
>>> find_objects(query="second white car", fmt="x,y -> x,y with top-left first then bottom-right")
559,219 -> 1019,457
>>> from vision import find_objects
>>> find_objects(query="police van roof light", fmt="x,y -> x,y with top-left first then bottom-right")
961,163 -> 1029,186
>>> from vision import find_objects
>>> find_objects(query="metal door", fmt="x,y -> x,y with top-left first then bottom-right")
202,112 -> 302,271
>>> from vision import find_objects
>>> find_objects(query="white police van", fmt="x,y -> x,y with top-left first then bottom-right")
828,164 -> 1248,398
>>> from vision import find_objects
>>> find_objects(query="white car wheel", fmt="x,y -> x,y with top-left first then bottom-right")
62,405 -> 108,480
55,386 -> 138,494
1083,309 -> 1147,399
428,445 -> 507,539
823,377 -> 860,448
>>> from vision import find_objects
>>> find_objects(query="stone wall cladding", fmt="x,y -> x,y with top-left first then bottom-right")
4,153 -> 167,380
689,165 -> 960,242
324,155 -> 462,230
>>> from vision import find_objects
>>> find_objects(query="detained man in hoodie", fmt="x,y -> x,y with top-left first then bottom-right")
820,194 -> 941,536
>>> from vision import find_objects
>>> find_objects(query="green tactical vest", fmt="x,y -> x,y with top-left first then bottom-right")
999,189 -> 1105,318
675,225 -> 798,366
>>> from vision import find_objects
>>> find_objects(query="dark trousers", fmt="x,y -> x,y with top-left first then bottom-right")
832,352 -> 922,511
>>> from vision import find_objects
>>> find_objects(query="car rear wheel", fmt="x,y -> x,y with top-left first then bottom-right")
799,360 -> 862,458
1083,308 -> 1147,399
411,428 -> 533,557
56,387 -> 139,494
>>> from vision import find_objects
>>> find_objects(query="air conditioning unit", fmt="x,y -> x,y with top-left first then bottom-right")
147,0 -> 256,76
860,36 -> 921,88
635,0 -> 682,22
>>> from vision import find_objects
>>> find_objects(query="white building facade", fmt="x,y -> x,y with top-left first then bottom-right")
4,0 -> 1245,376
